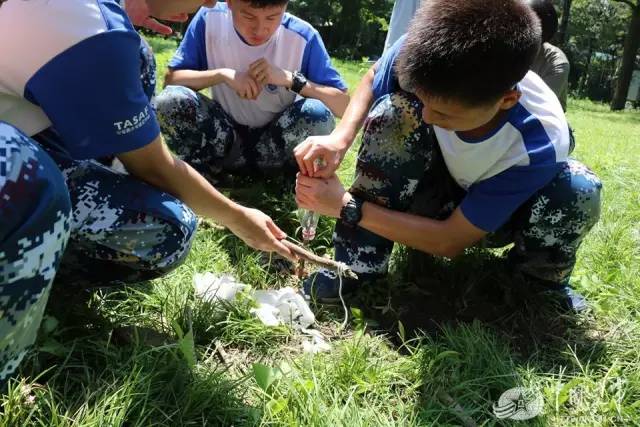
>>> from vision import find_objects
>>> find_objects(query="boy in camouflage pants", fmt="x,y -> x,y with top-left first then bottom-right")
154,0 -> 349,182
0,124 -> 70,388
294,0 -> 601,310
0,0 -> 294,390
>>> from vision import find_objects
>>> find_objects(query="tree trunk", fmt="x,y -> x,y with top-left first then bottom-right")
579,42 -> 594,97
611,3 -> 640,110
334,0 -> 362,48
557,0 -> 573,46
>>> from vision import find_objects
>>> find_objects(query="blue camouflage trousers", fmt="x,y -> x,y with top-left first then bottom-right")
34,129 -> 198,288
153,85 -> 336,182
0,38 -> 197,388
0,123 -> 71,389
323,92 -> 602,287
0,126 -> 197,389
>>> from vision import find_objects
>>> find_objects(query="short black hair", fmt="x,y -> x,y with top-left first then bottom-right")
243,0 -> 289,7
525,0 -> 559,43
397,0 -> 541,106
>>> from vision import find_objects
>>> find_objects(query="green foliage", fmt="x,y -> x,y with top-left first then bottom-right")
565,0 -> 630,102
276,0 -> 393,59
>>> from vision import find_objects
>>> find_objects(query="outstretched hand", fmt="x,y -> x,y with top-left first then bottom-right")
226,207 -> 296,261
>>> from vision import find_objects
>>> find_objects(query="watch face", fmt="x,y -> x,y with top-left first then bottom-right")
342,198 -> 362,226
345,205 -> 358,223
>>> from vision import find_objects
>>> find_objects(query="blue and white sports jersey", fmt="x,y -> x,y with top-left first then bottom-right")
373,37 -> 570,232
0,0 -> 160,160
169,3 -> 347,128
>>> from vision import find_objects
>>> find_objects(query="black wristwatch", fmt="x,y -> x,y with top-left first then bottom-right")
340,195 -> 364,228
290,70 -> 308,94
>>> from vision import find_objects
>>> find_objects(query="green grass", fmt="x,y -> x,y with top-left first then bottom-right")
2,37 -> 639,426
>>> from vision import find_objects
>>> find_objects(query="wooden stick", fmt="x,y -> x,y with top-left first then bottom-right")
214,340 -> 230,366
436,391 -> 478,427
282,239 -> 359,280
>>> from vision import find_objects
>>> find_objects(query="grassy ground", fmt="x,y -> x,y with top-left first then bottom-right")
2,37 -> 639,426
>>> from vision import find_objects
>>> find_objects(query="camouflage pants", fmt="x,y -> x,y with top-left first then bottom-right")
153,85 -> 336,182
332,92 -> 602,286
0,123 -> 71,389
0,37 -> 197,388
33,129 -> 198,288
0,127 -> 197,388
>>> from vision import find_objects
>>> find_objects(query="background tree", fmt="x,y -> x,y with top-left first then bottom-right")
289,0 -> 393,59
557,0 -> 573,46
564,0 -> 628,102
610,0 -> 640,110
154,0 -> 638,107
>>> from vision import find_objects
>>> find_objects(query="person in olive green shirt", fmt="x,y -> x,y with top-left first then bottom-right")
527,0 -> 570,111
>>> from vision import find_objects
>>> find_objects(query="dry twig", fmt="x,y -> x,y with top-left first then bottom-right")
282,239 -> 358,280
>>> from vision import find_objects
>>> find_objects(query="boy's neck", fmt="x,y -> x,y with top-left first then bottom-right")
456,108 -> 511,140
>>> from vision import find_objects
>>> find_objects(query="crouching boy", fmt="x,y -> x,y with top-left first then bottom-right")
295,0 -> 601,311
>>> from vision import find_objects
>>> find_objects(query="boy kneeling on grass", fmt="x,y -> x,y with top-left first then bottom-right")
155,0 -> 349,184
294,0 -> 602,311
0,0 -> 297,391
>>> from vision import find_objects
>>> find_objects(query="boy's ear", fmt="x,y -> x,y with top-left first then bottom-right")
498,89 -> 521,110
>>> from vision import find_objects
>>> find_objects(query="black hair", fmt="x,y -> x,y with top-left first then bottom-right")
525,0 -> 559,43
397,0 -> 541,106
243,0 -> 289,7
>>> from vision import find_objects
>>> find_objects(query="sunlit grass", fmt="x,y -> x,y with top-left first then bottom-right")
3,37 -> 639,426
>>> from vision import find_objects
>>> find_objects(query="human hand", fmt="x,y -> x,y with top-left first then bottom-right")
226,207 -> 296,261
248,58 -> 292,88
295,174 -> 351,218
222,69 -> 262,100
293,134 -> 349,178
123,0 -> 190,35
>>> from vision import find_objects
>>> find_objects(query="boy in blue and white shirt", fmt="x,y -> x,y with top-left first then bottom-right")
295,0 -> 602,311
0,0 -> 298,389
155,0 -> 349,182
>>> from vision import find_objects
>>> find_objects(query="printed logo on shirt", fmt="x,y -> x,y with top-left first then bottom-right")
266,84 -> 279,94
113,106 -> 151,135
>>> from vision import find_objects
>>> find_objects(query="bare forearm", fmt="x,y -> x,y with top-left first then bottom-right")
296,175 -> 486,256
358,202 -> 463,257
331,67 -> 376,149
144,157 -> 242,224
117,138 -> 242,226
299,83 -> 350,118
164,68 -> 230,91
